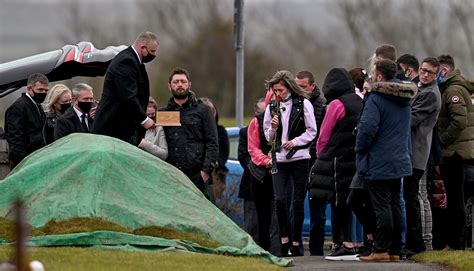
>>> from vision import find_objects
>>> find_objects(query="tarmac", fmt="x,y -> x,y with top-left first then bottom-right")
289,255 -> 450,271
287,240 -> 451,271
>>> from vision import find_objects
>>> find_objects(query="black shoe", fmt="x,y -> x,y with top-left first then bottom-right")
325,246 -> 357,261
280,242 -> 291,257
290,245 -> 303,256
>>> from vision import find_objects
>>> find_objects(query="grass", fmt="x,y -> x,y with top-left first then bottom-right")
0,217 -> 222,248
413,250 -> 474,271
219,117 -> 253,128
0,246 -> 284,271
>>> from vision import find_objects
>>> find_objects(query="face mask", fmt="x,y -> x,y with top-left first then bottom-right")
59,103 -> 71,114
436,72 -> 446,85
32,91 -> 47,104
142,48 -> 156,63
77,101 -> 93,113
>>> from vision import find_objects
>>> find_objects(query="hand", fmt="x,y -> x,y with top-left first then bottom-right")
271,115 -> 279,129
266,159 -> 272,168
201,170 -> 210,183
138,138 -> 147,148
281,141 -> 294,150
89,106 -> 97,119
143,118 -> 155,129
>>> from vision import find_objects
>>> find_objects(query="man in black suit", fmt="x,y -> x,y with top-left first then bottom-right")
91,32 -> 158,144
5,73 -> 49,169
54,83 -> 95,140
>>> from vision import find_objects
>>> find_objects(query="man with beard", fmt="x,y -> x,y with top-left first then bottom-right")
91,32 -> 157,144
5,73 -> 49,169
161,67 -> 219,199
54,83 -> 95,140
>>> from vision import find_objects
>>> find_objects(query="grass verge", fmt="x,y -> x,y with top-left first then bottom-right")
413,250 -> 474,271
0,217 -> 222,248
0,246 -> 283,271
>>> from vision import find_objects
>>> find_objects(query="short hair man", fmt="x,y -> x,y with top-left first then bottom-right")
5,73 -> 49,169
161,67 -> 219,199
356,60 -> 417,261
397,54 -> 420,83
403,57 -> 441,256
54,83 -> 94,140
92,32 -> 158,144
375,44 -> 397,62
434,54 -> 474,250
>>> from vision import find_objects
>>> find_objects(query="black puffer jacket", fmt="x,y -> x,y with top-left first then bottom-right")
309,87 -> 326,162
309,68 -> 362,205
161,93 -> 219,176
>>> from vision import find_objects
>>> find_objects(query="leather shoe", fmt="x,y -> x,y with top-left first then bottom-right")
359,252 -> 390,262
389,254 -> 400,261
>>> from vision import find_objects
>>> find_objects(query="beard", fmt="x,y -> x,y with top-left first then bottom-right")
171,87 -> 189,99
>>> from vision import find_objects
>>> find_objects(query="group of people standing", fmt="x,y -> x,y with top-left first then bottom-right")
3,32 -> 474,262
4,32 -> 228,203
238,44 -> 474,261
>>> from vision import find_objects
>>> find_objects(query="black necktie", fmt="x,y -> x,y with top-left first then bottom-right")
81,114 -> 89,132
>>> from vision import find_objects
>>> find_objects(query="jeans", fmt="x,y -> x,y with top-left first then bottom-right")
272,159 -> 309,242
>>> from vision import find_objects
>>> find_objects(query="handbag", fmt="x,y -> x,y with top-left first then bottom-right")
247,161 -> 267,181
427,165 -> 447,209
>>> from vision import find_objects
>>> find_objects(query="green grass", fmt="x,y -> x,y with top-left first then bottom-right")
219,117 -> 253,128
0,217 -> 222,248
413,250 -> 474,271
0,246 -> 284,271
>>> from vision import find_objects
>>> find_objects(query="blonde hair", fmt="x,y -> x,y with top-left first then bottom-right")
43,84 -> 71,113
148,96 -> 158,111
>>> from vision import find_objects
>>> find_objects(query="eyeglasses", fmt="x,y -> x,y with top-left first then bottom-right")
419,68 -> 437,76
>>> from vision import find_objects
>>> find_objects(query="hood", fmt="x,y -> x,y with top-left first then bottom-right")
370,79 -> 417,106
439,69 -> 472,93
264,88 -> 273,107
322,68 -> 354,103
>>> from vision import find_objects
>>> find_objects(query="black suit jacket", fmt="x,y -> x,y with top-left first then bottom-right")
91,46 -> 149,144
237,126 -> 253,200
5,94 -> 46,168
54,107 -> 93,141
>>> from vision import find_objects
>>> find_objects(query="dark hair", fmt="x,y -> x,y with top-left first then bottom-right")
375,59 -> 397,80
168,67 -> 191,83
296,70 -> 315,85
27,73 -> 49,86
422,57 -> 440,72
375,44 -> 397,61
349,67 -> 368,90
438,54 -> 455,70
397,54 -> 419,71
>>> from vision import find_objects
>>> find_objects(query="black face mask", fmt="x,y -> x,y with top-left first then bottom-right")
77,101 -> 93,113
59,103 -> 71,114
32,92 -> 47,104
142,48 -> 156,63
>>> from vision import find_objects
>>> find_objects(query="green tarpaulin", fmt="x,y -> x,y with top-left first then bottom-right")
0,134 -> 292,267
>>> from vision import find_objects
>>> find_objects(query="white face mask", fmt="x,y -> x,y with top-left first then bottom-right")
471,99 -> 474,105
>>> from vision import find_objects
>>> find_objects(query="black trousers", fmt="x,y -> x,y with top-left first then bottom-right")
435,154 -> 466,250
347,188 -> 376,237
368,178 -> 402,255
309,197 -> 327,255
331,200 -> 353,244
404,168 -> 426,252
272,159 -> 309,242
188,172 -> 210,200
250,173 -> 274,251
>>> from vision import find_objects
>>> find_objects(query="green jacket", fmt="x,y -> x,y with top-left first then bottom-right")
437,69 -> 474,159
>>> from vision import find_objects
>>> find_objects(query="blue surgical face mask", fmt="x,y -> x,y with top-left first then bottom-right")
436,71 -> 446,85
